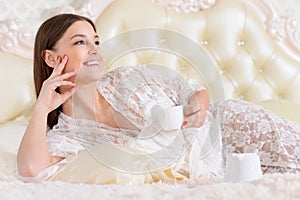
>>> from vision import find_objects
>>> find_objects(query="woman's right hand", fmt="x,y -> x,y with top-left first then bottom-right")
35,55 -> 78,113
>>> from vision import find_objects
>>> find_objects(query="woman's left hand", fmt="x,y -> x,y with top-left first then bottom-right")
182,103 -> 207,128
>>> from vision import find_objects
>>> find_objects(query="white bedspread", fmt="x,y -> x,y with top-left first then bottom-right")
0,173 -> 299,200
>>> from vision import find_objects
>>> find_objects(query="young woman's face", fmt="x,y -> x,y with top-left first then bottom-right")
53,20 -> 104,84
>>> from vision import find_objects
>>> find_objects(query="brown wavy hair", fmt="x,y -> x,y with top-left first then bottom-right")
33,13 -> 96,128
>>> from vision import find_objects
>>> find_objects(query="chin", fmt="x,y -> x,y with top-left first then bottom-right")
75,65 -> 104,85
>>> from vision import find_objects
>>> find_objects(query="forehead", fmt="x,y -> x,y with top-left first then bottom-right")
62,20 -> 96,39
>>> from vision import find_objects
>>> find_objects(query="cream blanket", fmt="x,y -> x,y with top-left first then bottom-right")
0,173 -> 299,200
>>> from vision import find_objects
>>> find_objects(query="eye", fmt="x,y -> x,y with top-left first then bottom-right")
74,40 -> 86,45
95,41 -> 100,46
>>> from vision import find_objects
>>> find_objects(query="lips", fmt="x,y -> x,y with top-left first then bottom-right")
83,60 -> 101,66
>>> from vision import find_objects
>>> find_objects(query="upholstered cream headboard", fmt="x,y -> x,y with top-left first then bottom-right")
96,0 -> 300,104
1,0 -> 300,130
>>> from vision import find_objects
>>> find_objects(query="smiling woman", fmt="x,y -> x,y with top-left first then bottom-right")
15,11 -> 300,184
0,0 -> 300,199
17,14 -> 104,178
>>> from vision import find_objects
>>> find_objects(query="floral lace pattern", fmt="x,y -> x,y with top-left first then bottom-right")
97,65 -> 204,128
210,99 -> 300,173
47,113 -> 141,157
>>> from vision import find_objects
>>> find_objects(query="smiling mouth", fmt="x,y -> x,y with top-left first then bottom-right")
83,60 -> 100,67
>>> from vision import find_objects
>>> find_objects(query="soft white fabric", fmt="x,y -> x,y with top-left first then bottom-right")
210,99 -> 300,173
2,173 -> 300,199
0,123 -> 27,153
17,65 -> 300,183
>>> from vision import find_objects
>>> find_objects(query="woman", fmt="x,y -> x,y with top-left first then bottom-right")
17,13 -> 300,184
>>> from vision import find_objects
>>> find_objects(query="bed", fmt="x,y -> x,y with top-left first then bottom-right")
1,0 -> 300,199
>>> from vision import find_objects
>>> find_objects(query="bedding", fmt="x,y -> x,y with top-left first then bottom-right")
1,0 -> 300,199
1,173 -> 300,199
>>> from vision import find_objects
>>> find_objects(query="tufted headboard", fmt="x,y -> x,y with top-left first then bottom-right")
1,0 -> 300,129
95,0 -> 300,104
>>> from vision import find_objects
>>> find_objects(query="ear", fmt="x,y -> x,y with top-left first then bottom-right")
43,50 -> 58,68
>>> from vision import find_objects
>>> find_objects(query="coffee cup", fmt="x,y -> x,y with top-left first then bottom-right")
158,105 -> 184,131
224,153 -> 263,183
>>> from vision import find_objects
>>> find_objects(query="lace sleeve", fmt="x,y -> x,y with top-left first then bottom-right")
97,65 -> 205,128
175,76 -> 206,106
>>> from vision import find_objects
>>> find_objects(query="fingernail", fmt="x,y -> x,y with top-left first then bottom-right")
182,121 -> 188,126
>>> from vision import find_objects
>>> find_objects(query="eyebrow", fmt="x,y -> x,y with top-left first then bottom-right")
70,34 -> 100,40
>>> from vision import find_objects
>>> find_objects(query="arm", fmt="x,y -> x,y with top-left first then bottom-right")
17,55 -> 77,177
17,104 -> 63,177
154,68 -> 209,128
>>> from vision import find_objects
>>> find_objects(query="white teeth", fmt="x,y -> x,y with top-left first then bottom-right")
85,61 -> 100,66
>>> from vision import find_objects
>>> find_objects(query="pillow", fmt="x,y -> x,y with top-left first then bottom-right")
0,51 -> 34,124
49,144 -> 182,184
0,123 -> 27,153
256,99 -> 300,127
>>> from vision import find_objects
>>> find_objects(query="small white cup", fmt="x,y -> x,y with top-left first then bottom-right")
158,105 -> 184,131
224,153 -> 263,183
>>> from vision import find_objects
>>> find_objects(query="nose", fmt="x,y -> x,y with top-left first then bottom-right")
88,43 -> 98,54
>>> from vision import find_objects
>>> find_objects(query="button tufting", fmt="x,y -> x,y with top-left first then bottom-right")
220,69 -> 226,74
181,66 -> 187,71
239,95 -> 244,100
237,40 -> 245,46
275,95 -> 283,100
257,68 -> 264,73
201,40 -> 208,45
160,38 -> 167,44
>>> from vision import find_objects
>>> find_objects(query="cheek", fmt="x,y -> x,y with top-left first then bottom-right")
63,52 -> 85,73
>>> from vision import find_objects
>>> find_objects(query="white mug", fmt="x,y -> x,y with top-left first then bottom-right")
224,153 -> 263,183
158,105 -> 184,131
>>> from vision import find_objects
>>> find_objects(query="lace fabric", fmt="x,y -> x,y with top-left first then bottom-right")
210,99 -> 300,174
97,65 -> 204,128
17,65 -> 300,182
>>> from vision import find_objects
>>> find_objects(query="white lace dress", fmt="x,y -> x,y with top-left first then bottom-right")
18,65 -> 300,182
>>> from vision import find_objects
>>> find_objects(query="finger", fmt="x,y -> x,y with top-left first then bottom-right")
198,112 -> 207,127
50,56 -> 62,76
60,86 -> 79,102
198,116 -> 205,127
185,118 -> 195,128
184,104 -> 202,117
181,120 -> 188,128
46,70 -> 78,90
57,54 -> 68,74
52,69 -> 78,82
195,107 -> 206,126
52,55 -> 68,76
43,69 -> 77,95
192,104 -> 205,116
183,105 -> 195,116
184,111 -> 205,128
48,80 -> 76,91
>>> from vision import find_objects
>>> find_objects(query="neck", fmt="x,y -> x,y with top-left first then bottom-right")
62,83 -> 98,121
